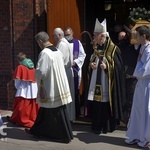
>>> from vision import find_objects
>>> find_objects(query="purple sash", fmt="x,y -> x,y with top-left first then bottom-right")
73,39 -> 79,60
73,39 -> 79,72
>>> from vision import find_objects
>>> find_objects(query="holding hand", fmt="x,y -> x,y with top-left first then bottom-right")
91,62 -> 97,69
100,61 -> 106,70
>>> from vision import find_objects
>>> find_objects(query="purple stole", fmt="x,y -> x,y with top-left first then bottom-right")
73,39 -> 81,117
72,39 -> 79,72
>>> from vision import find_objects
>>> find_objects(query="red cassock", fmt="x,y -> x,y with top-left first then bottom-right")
10,65 -> 39,128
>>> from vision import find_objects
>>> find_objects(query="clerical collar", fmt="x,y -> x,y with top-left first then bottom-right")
46,45 -> 57,51
68,39 -> 73,43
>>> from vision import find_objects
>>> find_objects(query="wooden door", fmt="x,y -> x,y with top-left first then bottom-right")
47,0 -> 84,45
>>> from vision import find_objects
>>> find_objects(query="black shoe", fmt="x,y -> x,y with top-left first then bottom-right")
102,130 -> 107,134
6,116 -> 16,124
93,130 -> 101,134
25,128 -> 40,139
33,135 -> 40,139
52,138 -> 70,144
61,139 -> 70,144
25,128 -> 32,135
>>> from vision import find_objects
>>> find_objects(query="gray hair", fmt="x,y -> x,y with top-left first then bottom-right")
53,28 -> 64,37
101,32 -> 109,37
35,31 -> 49,42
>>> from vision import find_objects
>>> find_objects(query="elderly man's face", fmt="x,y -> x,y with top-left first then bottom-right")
93,32 -> 107,45
53,33 -> 60,43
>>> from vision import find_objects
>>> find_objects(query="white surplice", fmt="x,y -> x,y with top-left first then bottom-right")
126,44 -> 150,143
15,79 -> 38,99
56,38 -> 75,121
35,48 -> 72,108
68,40 -> 86,87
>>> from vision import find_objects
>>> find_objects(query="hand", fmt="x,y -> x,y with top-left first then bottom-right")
72,61 -> 76,66
100,61 -> 106,70
91,62 -> 97,69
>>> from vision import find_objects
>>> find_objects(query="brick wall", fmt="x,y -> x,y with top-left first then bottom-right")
0,0 -> 46,109
0,0 -> 12,108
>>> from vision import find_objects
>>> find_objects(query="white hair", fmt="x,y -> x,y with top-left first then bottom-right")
101,32 -> 109,37
53,27 -> 64,37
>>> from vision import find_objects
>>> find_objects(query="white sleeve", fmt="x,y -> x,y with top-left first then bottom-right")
133,50 -> 150,78
14,79 -> 21,89
57,40 -> 73,68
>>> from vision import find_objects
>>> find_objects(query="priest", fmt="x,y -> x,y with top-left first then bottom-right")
87,18 -> 126,134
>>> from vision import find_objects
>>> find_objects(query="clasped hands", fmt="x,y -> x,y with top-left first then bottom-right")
91,61 -> 106,70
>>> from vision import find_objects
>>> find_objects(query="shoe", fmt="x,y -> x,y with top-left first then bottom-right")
25,128 -> 40,139
102,130 -> 107,134
125,138 -> 139,145
58,139 -> 70,144
33,135 -> 40,139
137,141 -> 150,148
93,130 -> 101,134
25,128 -> 32,135
6,116 -> 16,124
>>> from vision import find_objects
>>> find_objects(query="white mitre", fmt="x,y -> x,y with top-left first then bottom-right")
94,18 -> 109,36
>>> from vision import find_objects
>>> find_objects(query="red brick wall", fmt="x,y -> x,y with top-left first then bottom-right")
0,0 -> 47,108
0,0 -> 12,108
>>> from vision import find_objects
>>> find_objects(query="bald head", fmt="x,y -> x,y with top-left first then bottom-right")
53,28 -> 64,37
53,28 -> 64,43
